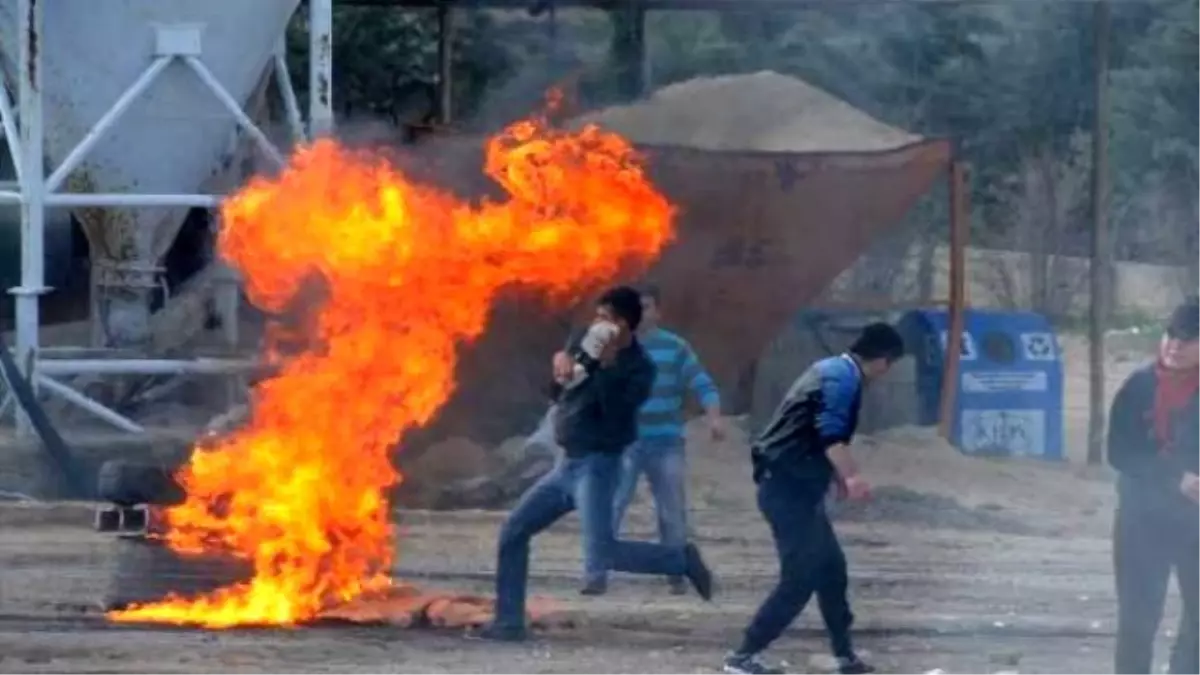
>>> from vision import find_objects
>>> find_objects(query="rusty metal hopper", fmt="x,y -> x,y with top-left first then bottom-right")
638,140 -> 951,404
398,74 -> 951,451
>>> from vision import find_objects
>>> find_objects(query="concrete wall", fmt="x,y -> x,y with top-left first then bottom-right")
825,243 -> 1195,319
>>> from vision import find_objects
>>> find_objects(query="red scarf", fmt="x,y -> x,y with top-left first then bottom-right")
1153,359 -> 1199,451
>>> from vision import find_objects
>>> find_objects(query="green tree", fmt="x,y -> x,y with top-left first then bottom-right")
286,7 -> 514,124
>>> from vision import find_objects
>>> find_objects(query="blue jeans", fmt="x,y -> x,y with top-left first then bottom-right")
739,470 -> 854,658
612,437 -> 688,551
492,453 -> 689,629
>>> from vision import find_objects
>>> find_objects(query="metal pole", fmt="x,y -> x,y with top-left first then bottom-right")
36,375 -> 145,434
13,0 -> 46,437
0,83 -> 23,181
436,3 -> 454,124
44,193 -> 221,208
939,161 -> 968,442
309,0 -> 335,137
184,57 -> 286,167
37,358 -> 260,376
274,39 -> 308,144
1086,0 -> 1111,465
632,7 -> 647,98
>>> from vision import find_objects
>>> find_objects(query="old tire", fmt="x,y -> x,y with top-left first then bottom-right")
104,537 -> 251,611
96,460 -> 185,506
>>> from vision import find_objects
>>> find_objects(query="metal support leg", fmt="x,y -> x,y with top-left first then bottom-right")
309,0 -> 334,137
274,40 -> 307,145
36,375 -> 145,434
43,57 -> 174,194
13,0 -> 46,437
0,82 -> 22,181
183,56 -> 285,168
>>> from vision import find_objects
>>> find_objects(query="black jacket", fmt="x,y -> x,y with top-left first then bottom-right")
751,354 -> 863,485
1107,364 -> 1199,520
554,332 -> 656,457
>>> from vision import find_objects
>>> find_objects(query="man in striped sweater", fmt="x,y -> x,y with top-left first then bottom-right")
582,285 -> 723,596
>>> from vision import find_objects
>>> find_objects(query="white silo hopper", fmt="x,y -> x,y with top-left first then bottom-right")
0,0 -> 301,347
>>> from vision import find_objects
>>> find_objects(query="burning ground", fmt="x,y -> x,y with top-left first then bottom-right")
106,105 -> 674,628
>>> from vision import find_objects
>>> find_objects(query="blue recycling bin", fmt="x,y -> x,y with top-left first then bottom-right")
899,309 -> 1065,461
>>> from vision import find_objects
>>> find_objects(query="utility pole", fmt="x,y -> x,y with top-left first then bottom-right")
1086,0 -> 1111,465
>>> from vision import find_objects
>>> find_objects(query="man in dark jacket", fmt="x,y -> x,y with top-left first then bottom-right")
478,285 -> 714,642
723,323 -> 905,675
1109,297 -> 1199,675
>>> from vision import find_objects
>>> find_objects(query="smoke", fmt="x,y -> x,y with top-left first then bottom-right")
455,8 -> 604,133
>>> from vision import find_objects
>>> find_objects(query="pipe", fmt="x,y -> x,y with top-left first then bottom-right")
45,193 -> 221,208
14,0 -> 46,437
37,358 -> 260,376
36,375 -> 145,434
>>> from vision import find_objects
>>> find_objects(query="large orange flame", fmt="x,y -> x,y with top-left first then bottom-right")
106,109 -> 675,628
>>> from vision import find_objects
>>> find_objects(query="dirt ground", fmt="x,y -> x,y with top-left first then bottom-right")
0,332 -> 1180,674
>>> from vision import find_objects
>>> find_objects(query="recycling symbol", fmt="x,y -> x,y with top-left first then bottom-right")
1021,333 -> 1055,361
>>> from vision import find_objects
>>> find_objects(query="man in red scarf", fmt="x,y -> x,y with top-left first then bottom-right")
1108,297 -> 1199,674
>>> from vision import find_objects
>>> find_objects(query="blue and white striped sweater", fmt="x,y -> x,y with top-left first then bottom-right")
638,327 -> 720,440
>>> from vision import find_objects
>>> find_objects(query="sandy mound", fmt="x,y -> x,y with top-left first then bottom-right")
572,71 -> 920,153
684,418 -> 1115,537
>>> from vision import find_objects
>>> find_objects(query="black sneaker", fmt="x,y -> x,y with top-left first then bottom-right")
723,651 -> 785,674
837,655 -> 875,674
466,622 -> 527,643
667,575 -> 688,595
683,543 -> 714,601
579,579 -> 608,596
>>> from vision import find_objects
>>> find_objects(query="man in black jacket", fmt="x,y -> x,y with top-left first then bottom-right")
723,323 -> 906,675
478,285 -> 714,642
1108,297 -> 1199,674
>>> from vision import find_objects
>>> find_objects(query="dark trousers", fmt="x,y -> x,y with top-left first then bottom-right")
492,452 -> 689,629
1114,504 -> 1199,674
739,471 -> 854,658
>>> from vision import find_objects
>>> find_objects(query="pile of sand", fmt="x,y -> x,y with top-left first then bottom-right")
573,71 -> 921,153
683,418 -> 1116,537
843,426 -> 1116,535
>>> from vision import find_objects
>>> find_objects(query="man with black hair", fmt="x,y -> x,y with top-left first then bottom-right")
478,285 -> 715,643
1109,297 -> 1199,675
723,322 -> 906,675
587,284 -> 722,597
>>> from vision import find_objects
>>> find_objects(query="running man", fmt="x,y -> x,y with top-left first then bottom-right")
723,323 -> 905,675
583,285 -> 722,596
477,285 -> 715,643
